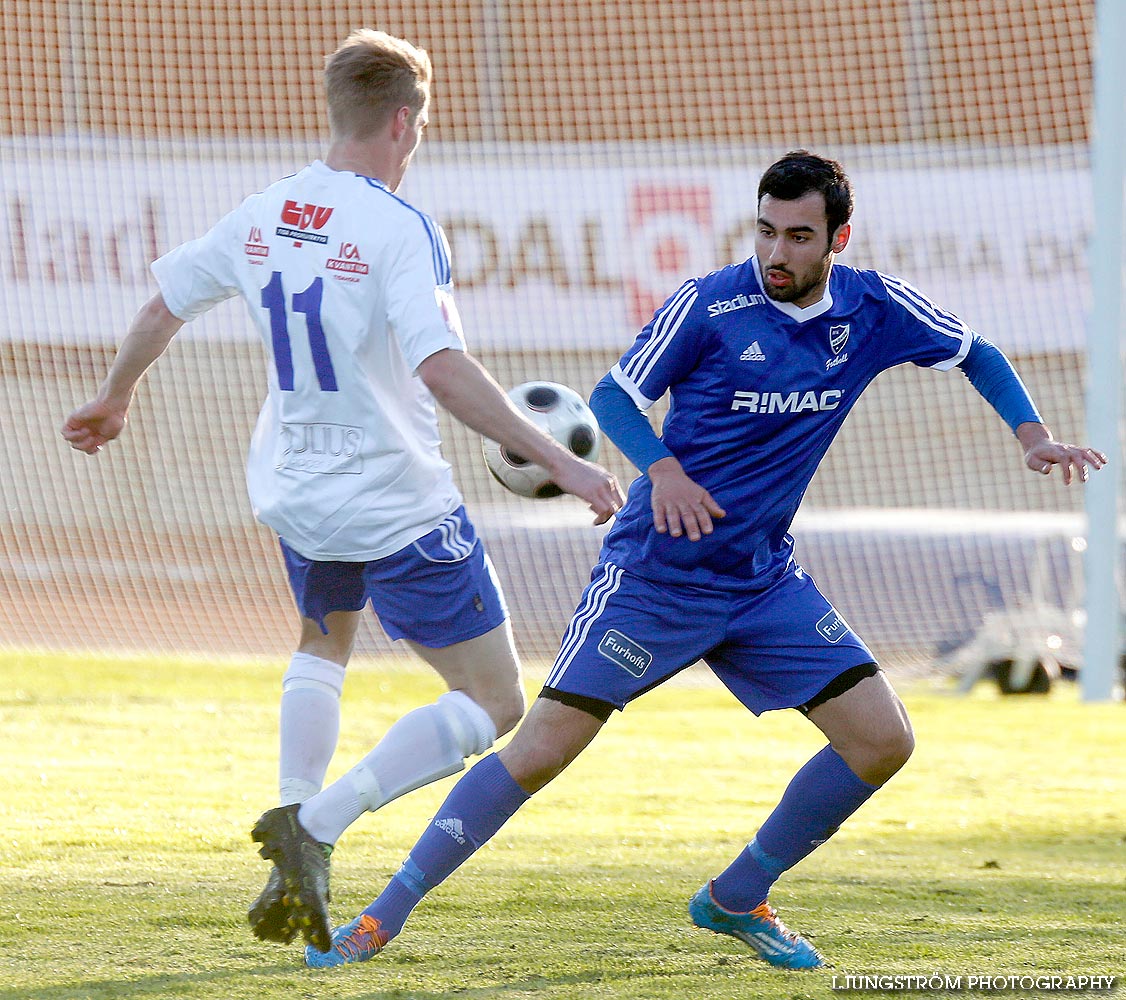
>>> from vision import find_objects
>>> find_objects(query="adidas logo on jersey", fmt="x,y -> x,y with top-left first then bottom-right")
434,817 -> 467,845
740,342 -> 767,362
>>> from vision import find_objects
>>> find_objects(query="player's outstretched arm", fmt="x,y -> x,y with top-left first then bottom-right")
418,349 -> 624,523
955,339 -> 1106,486
1015,422 -> 1107,485
61,292 -> 185,455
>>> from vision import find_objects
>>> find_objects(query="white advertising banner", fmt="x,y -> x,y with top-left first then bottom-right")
1,145 -> 1088,352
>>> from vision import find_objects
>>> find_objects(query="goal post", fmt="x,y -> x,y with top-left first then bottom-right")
1083,0 -> 1126,702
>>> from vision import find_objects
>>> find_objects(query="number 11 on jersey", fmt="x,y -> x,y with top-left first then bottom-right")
260,272 -> 338,392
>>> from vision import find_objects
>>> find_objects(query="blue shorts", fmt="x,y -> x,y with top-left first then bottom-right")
279,506 -> 508,648
543,560 -> 875,716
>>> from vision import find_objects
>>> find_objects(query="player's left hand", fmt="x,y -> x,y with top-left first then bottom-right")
1023,439 -> 1107,484
61,399 -> 128,455
648,456 -> 726,541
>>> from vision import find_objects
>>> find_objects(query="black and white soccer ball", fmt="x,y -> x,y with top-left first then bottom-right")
483,381 -> 601,499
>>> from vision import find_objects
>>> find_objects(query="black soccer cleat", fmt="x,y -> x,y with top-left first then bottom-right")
248,864 -> 296,944
251,804 -> 333,953
249,851 -> 334,943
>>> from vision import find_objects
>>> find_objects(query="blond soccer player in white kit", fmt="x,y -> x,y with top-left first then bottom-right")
62,29 -> 623,954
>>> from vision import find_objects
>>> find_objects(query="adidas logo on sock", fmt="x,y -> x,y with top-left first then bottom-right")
434,817 -> 466,845
740,341 -> 766,361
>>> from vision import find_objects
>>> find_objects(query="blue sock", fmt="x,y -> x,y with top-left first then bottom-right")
362,753 -> 529,938
710,745 -> 877,912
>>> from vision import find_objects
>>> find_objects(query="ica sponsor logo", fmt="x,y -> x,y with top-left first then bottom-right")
244,226 -> 268,263
326,241 -> 369,280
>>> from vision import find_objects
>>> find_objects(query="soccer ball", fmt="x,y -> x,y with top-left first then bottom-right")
483,381 -> 601,499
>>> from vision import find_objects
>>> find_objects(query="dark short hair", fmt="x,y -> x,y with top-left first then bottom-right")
757,150 -> 854,236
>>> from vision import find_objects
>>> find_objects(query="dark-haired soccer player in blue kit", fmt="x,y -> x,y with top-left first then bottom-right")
301,150 -> 1106,970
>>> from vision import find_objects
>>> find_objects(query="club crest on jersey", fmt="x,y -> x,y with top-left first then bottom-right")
829,324 -> 850,354
276,200 -> 333,244
597,629 -> 652,678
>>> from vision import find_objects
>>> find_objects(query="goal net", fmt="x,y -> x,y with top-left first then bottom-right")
0,0 -> 1112,676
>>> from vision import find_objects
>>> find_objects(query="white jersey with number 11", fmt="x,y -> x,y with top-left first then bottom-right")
151,160 -> 467,562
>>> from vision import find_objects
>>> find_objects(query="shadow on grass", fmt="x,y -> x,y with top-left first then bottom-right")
0,966 -> 615,1000
347,971 -> 614,1000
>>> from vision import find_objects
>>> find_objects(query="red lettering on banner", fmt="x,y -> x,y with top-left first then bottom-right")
6,195 -> 162,284
625,184 -> 713,327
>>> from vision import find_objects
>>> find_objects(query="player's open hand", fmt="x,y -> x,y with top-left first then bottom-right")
61,399 -> 128,455
648,456 -> 726,541
1023,439 -> 1107,485
553,457 -> 624,525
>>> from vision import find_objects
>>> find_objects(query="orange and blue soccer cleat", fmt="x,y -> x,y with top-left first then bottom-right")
688,881 -> 824,969
304,913 -> 391,968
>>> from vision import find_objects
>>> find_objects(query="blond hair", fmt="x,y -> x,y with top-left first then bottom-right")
324,30 -> 432,139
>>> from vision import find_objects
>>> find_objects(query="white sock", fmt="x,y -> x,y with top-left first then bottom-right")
299,690 -> 496,845
278,652 -> 345,806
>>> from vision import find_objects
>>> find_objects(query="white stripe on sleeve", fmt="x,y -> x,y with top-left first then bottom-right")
609,363 -> 657,410
621,281 -> 698,388
879,272 -> 973,371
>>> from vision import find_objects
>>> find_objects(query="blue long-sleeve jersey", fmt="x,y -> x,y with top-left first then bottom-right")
591,256 -> 1042,589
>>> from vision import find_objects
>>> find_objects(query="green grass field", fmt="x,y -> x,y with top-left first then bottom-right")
0,650 -> 1122,1000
